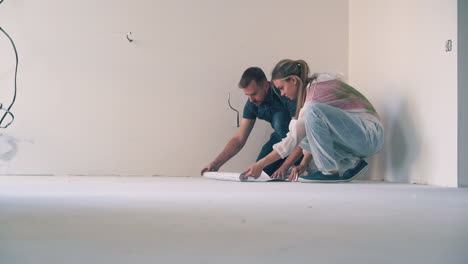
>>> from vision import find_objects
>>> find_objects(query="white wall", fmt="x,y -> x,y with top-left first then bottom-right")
459,0 -> 468,187
349,0 -> 458,186
0,0 -> 348,176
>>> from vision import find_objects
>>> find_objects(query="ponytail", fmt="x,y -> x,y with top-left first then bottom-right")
271,59 -> 316,118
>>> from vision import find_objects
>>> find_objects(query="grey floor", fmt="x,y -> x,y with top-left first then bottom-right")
1,176 -> 468,264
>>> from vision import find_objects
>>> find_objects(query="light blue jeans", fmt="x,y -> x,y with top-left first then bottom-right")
299,103 -> 384,172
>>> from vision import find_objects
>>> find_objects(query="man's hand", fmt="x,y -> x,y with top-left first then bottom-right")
201,162 -> 220,176
201,119 -> 256,176
243,162 -> 264,179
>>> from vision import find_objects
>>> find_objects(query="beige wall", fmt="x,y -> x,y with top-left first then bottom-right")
0,0 -> 348,176
349,0 -> 458,186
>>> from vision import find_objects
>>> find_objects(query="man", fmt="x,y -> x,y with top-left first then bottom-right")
201,67 -> 303,178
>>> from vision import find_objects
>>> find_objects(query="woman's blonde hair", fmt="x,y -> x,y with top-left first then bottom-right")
271,59 -> 317,118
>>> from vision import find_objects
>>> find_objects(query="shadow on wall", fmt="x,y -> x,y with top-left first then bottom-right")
369,96 -> 421,183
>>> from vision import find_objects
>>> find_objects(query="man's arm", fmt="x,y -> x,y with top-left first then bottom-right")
201,118 -> 256,175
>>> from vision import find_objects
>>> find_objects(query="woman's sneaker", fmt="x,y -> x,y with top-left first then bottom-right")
298,171 -> 342,183
298,160 -> 368,183
341,160 -> 368,182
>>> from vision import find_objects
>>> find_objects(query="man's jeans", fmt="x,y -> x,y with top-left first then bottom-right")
256,111 -> 293,176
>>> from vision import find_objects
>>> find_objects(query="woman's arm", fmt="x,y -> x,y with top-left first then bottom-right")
288,152 -> 313,181
273,118 -> 307,159
244,107 -> 309,179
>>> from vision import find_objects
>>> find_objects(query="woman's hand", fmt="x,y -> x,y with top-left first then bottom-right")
243,162 -> 264,179
244,150 -> 281,180
271,165 -> 289,180
288,164 -> 307,182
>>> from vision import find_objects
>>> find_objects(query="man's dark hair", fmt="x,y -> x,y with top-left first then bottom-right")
238,67 -> 267,88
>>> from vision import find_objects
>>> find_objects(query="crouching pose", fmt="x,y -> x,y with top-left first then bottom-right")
243,59 -> 384,183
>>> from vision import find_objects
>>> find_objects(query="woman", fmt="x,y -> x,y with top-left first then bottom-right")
243,59 -> 384,182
